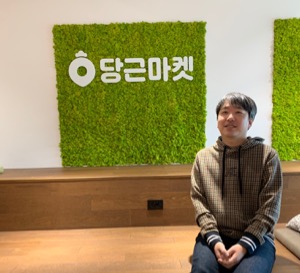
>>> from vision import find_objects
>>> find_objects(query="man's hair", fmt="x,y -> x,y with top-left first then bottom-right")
216,92 -> 257,120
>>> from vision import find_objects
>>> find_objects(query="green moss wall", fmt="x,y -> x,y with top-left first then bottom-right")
53,21 -> 206,167
273,18 -> 300,160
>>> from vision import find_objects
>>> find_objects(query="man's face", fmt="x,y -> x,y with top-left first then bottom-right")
217,101 -> 253,142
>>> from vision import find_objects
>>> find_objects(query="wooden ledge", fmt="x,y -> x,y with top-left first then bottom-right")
0,161 -> 300,184
0,162 -> 299,230
281,161 -> 300,175
0,164 -> 193,184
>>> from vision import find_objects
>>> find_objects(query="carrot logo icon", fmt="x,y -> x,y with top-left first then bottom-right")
68,51 -> 96,87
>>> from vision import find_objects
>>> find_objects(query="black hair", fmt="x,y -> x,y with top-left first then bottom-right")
216,92 -> 257,120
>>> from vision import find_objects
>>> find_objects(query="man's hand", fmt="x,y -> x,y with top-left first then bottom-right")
216,244 -> 247,269
214,242 -> 229,263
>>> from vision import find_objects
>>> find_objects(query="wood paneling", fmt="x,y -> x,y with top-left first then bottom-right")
279,173 -> 300,223
0,162 -> 299,231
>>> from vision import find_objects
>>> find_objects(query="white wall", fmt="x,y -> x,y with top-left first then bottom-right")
1,0 -> 300,169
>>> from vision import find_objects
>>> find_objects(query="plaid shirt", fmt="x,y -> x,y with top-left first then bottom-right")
190,137 -> 283,254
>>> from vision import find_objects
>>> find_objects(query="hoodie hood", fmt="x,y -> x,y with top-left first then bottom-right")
214,136 -> 264,199
214,136 -> 265,152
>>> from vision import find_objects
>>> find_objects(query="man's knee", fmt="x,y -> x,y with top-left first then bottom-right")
191,254 -> 219,273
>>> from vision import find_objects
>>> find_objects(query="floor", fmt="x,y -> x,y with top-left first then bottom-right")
0,225 -> 299,273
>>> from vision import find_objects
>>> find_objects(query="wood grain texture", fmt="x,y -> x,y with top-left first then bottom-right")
0,225 -> 299,273
0,162 -> 299,230
280,173 -> 300,223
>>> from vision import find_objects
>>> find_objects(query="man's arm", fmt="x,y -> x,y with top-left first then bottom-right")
239,151 -> 283,254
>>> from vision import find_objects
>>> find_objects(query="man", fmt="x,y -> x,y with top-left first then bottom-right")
190,92 -> 283,273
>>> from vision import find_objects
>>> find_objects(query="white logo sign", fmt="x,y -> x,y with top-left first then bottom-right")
69,51 -> 194,87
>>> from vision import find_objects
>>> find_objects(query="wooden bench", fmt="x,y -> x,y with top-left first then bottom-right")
0,161 -> 299,230
0,162 -> 300,271
0,164 -> 194,230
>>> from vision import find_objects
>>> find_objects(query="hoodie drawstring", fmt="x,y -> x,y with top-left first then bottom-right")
221,146 -> 227,199
238,146 -> 243,195
221,146 -> 243,199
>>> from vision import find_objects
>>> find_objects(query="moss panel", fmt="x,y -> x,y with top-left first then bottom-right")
53,21 -> 206,166
273,18 -> 300,160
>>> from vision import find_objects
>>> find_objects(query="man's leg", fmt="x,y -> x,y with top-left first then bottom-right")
233,239 -> 276,273
191,233 -> 221,273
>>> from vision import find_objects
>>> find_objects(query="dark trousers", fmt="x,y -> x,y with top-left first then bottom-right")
191,233 -> 275,273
